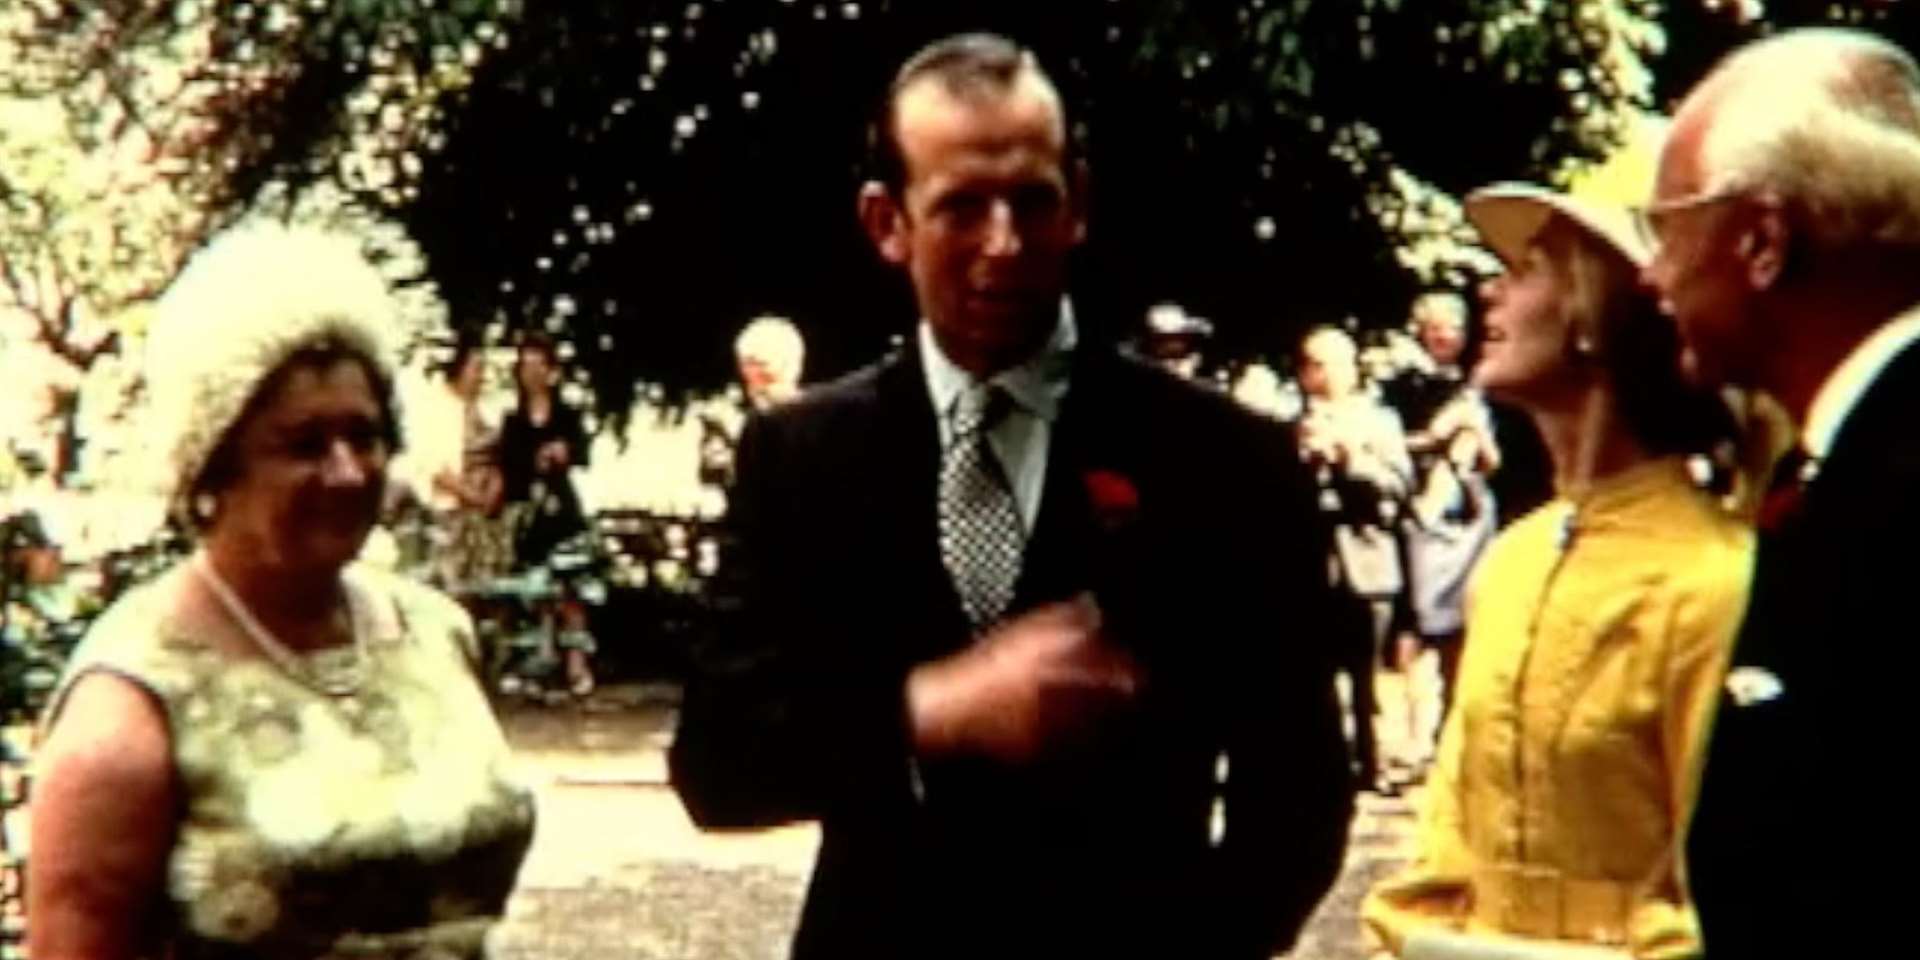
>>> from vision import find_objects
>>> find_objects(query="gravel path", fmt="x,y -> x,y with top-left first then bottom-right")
494,682 -> 1426,960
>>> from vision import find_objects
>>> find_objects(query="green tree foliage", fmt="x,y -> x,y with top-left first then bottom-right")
0,0 -> 508,482
0,0 -> 510,341
399,0 -> 1682,407
11,0 -> 1920,430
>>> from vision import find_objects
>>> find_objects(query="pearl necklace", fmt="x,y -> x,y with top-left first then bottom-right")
193,553 -> 369,697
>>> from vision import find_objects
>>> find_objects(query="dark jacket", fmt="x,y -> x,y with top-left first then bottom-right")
1687,337 -> 1920,958
670,338 -> 1355,959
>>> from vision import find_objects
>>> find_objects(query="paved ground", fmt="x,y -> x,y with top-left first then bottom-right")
493,677 -> 1431,960
4,669 -> 1433,960
491,686 -> 815,960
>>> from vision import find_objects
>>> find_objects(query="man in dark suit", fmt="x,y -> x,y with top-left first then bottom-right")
669,32 -> 1353,960
1642,27 -> 1920,958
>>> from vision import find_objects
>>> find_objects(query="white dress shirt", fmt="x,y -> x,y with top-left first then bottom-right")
1804,301 -> 1920,462
919,300 -> 1077,533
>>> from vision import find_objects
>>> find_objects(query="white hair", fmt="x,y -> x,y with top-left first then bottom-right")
145,222 -> 401,513
734,315 -> 805,382
1300,324 -> 1357,365
1410,290 -> 1467,332
1698,27 -> 1920,254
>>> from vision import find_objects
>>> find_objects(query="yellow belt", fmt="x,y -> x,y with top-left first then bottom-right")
1470,862 -> 1635,947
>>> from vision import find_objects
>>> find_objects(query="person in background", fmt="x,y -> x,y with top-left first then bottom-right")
1397,291 -> 1502,739
1297,323 -> 1414,793
693,315 -> 810,510
498,334 -> 598,697
28,223 -> 533,960
1642,28 -> 1920,957
1137,302 -> 1214,382
1363,169 -> 1749,958
735,315 -> 808,413
398,341 -> 508,588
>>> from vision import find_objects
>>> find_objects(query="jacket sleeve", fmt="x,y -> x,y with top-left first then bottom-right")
1210,413 -> 1357,954
668,411 -> 921,829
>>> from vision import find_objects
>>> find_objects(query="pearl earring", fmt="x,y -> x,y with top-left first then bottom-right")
194,492 -> 218,521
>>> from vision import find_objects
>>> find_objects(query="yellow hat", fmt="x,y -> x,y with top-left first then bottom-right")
1464,112 -> 1667,271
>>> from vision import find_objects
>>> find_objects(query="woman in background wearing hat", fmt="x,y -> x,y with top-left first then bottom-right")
29,225 -> 533,960
1360,180 -> 1752,959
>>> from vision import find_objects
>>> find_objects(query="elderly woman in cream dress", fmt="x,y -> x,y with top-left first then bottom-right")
29,224 -> 533,960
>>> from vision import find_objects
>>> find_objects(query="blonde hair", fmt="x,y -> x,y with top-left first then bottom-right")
1537,219 -> 1628,356
1537,216 -> 1734,455
1699,28 -> 1920,255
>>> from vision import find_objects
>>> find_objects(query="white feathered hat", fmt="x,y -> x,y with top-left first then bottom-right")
145,222 -> 402,517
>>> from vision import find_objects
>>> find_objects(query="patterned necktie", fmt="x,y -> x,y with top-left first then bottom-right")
939,386 -> 1025,629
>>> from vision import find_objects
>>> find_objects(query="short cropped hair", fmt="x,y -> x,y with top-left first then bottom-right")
867,32 -> 1074,196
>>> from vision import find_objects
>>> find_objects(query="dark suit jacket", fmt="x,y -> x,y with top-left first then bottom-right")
670,339 -> 1355,959
1687,338 -> 1920,958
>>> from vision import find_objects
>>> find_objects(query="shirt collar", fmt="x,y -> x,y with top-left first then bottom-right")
1804,301 -> 1920,460
919,298 -> 1077,425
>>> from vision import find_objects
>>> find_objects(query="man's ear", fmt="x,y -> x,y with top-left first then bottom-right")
1743,194 -> 1789,292
858,181 -> 909,265
1069,159 -> 1090,246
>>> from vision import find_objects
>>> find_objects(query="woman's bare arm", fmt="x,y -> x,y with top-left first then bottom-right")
29,672 -> 179,960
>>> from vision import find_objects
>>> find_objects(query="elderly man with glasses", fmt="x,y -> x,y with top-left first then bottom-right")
1640,27 -> 1920,958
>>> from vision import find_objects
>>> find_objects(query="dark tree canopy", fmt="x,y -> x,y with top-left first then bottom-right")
400,0 -> 1658,410
16,0 -> 1920,426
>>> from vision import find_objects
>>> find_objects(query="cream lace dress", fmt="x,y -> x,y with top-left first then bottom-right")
46,563 -> 535,960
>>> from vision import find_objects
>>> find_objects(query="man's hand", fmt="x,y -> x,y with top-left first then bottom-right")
906,595 -> 1141,764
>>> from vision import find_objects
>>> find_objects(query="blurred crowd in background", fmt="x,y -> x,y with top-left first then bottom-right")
3,289 -> 1533,739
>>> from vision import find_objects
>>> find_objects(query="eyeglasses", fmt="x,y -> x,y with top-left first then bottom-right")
1632,186 -> 1748,249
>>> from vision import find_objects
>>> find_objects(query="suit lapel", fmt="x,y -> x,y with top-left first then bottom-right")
1012,393 -> 1094,612
1011,351 -> 1132,613
1809,336 -> 1920,512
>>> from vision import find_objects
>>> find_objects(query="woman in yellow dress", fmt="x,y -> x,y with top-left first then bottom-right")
1360,181 -> 1752,960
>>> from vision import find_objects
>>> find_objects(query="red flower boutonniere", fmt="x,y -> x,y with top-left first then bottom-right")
1084,469 -> 1144,650
1083,469 -> 1141,530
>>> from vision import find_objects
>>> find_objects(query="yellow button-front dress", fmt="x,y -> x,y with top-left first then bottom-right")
1363,457 -> 1752,960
